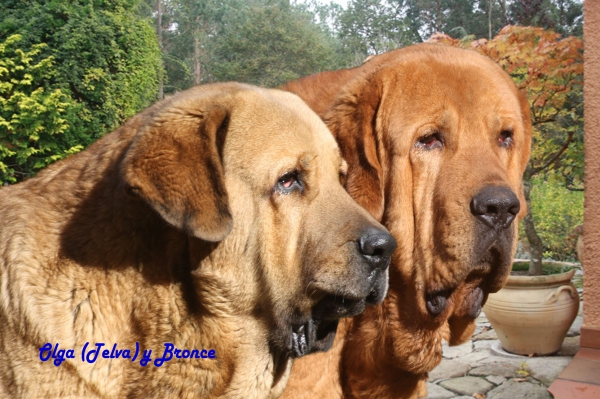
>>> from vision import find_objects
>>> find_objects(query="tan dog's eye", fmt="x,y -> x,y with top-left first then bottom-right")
276,170 -> 302,194
499,130 -> 514,148
416,132 -> 443,151
280,174 -> 295,188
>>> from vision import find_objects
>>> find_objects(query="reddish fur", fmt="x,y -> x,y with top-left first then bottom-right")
279,44 -> 532,399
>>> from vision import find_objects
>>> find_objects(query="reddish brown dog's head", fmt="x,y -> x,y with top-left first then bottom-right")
336,44 -> 530,370
285,44 -> 531,378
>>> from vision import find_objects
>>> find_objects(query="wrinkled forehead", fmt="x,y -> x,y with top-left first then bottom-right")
383,57 -> 523,132
224,90 -> 344,174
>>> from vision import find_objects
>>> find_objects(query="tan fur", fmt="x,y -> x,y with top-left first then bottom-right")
0,83 -> 392,398
280,44 -> 532,398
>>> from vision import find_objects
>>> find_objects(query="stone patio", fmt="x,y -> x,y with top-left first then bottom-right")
425,285 -> 584,399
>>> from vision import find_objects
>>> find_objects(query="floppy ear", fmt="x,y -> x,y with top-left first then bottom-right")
326,79 -> 385,221
518,89 -> 533,173
516,89 -> 533,221
121,105 -> 233,242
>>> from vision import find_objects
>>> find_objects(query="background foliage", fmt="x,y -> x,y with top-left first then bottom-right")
0,0 -> 161,183
0,34 -> 82,183
526,174 -> 583,261
209,1 -> 344,87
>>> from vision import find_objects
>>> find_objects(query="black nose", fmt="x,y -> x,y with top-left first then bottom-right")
470,186 -> 520,230
358,228 -> 397,271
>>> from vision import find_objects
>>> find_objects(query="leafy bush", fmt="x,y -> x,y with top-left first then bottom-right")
520,174 -> 584,261
0,1 -> 162,183
0,35 -> 83,183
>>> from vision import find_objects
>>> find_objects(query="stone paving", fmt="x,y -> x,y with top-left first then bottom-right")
425,292 -> 583,399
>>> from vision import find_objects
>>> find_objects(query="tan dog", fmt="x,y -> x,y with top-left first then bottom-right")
0,83 -> 397,398
279,44 -> 532,398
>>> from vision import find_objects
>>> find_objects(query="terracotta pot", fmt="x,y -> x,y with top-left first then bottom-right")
483,269 -> 580,356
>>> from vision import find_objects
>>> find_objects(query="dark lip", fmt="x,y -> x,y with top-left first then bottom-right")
425,245 -> 506,319
465,286 -> 485,319
423,219 -> 514,319
424,284 -> 485,320
287,293 -> 368,358
472,223 -> 514,279
312,294 -> 367,320
286,266 -> 390,358
289,318 -> 339,358
365,268 -> 389,305
475,244 -> 512,293
425,289 -> 452,316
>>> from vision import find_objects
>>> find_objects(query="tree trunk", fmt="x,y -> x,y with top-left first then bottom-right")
522,173 -> 544,275
499,0 -> 508,26
194,33 -> 201,85
157,0 -> 164,99
436,0 -> 443,33
488,0 -> 493,40
193,16 -> 208,85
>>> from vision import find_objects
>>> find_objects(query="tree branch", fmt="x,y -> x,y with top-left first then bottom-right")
532,116 -> 557,126
530,130 -> 575,174
565,186 -> 584,192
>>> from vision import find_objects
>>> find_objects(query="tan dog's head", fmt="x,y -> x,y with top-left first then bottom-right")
324,45 -> 530,369
120,83 -> 396,359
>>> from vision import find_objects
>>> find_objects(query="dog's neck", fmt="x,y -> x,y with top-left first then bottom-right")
338,288 -> 436,399
185,240 -> 290,396
107,208 -> 294,398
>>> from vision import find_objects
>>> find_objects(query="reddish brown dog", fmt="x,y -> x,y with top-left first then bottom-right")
279,44 -> 532,398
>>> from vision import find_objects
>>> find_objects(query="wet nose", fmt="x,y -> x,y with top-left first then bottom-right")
470,186 -> 520,230
358,228 -> 397,271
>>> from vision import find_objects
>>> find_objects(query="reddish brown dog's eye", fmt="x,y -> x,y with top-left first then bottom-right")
499,130 -> 514,148
416,132 -> 443,150
424,137 -> 438,147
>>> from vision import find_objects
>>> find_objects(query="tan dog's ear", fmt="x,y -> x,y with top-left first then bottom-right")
121,105 -> 233,242
328,81 -> 385,221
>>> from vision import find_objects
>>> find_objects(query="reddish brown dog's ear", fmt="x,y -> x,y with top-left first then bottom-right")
518,89 -> 533,172
121,105 -> 232,242
516,89 -> 533,221
327,80 -> 385,221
